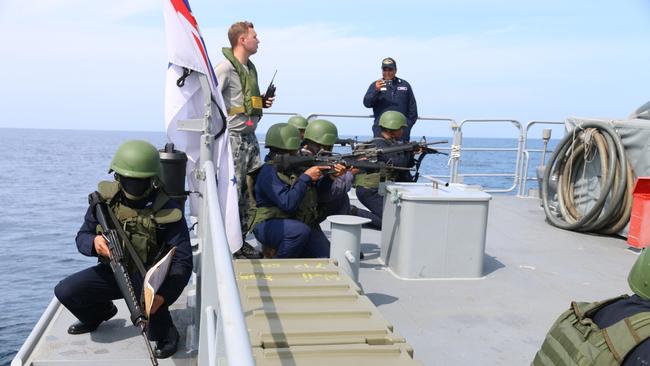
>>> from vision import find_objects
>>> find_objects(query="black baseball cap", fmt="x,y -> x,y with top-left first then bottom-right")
381,57 -> 396,70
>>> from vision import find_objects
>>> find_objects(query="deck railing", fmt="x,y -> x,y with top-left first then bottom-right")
518,120 -> 565,196
285,113 -> 557,194
196,160 -> 254,366
178,75 -> 254,366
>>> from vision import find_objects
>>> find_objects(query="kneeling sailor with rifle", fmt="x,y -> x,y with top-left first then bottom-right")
247,123 -> 332,258
54,140 -> 192,362
300,119 -> 356,221
353,111 -> 420,229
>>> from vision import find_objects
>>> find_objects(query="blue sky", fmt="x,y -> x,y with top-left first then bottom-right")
0,0 -> 649,138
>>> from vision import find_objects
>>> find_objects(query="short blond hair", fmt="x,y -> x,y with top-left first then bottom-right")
228,21 -> 254,48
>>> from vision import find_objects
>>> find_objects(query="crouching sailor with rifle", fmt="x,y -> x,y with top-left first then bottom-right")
300,119 -> 356,221
54,140 -> 192,362
352,111 -> 441,229
298,119 -> 377,224
247,123 -> 333,258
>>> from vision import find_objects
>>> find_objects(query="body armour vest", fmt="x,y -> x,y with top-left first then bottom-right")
222,47 -> 263,117
353,137 -> 400,189
246,165 -> 319,231
95,181 -> 182,272
533,295 -> 650,366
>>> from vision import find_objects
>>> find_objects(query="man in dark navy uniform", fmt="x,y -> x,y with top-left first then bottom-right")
363,57 -> 418,141
54,140 -> 193,359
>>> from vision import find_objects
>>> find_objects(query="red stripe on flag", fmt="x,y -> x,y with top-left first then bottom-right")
170,0 -> 198,29
192,34 -> 211,81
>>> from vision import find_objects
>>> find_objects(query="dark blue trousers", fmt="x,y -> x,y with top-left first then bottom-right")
355,186 -> 384,229
54,263 -> 172,341
253,218 -> 330,258
318,194 -> 351,223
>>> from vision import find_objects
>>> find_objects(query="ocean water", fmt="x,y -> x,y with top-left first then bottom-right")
0,128 -> 555,365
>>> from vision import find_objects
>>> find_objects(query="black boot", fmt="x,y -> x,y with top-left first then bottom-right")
233,241 -> 263,259
154,324 -> 179,359
67,304 -> 118,335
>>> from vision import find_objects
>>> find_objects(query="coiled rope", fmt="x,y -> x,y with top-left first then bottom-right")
541,121 -> 633,234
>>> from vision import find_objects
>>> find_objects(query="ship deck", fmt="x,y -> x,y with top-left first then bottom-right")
14,195 -> 637,365
353,194 -> 636,365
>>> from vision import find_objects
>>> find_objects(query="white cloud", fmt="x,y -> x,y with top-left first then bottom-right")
0,12 -> 648,138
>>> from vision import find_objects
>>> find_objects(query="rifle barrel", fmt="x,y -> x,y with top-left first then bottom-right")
375,140 -> 448,155
141,324 -> 159,366
376,142 -> 419,155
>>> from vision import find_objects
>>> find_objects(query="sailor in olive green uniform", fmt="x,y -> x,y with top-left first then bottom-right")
288,114 -> 308,140
54,140 -> 192,359
533,247 -> 650,365
247,123 -> 332,258
353,111 -> 416,228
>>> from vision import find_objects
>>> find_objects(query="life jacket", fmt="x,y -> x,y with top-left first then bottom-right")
353,137 -> 399,189
246,164 -> 319,231
222,47 -> 263,117
532,295 -> 650,366
95,181 -> 182,272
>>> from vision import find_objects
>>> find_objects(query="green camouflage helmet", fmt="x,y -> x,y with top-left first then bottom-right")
287,115 -> 308,130
265,123 -> 301,150
379,111 -> 407,130
304,119 -> 338,146
629,248 -> 650,300
109,140 -> 161,178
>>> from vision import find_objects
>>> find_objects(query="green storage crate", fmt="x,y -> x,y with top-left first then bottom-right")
234,259 -> 421,364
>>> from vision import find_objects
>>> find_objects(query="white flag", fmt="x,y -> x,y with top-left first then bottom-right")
162,0 -> 243,253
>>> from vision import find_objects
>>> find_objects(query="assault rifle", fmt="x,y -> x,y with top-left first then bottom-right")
353,138 -> 448,158
270,153 -> 413,174
90,192 -> 158,366
352,138 -> 449,181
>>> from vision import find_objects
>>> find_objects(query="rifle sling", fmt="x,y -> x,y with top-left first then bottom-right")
413,150 -> 428,182
106,205 -> 148,277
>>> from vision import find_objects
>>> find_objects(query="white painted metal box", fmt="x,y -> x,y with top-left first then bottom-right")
380,183 -> 491,279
